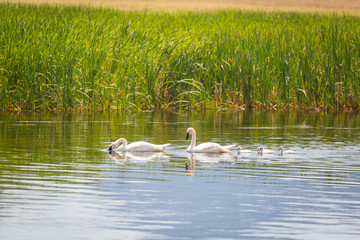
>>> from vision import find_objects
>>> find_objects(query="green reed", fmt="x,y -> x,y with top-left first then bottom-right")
0,4 -> 359,111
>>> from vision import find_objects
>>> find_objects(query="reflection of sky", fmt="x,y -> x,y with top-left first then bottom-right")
1,112 -> 360,239
94,164 -> 360,239
2,167 -> 360,239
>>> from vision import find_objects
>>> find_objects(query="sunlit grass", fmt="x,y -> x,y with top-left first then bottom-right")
2,0 -> 360,15
0,3 -> 359,111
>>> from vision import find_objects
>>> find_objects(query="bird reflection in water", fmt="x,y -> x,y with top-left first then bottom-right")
185,152 -> 235,176
187,152 -> 235,163
109,151 -> 127,165
185,158 -> 196,176
109,151 -> 169,165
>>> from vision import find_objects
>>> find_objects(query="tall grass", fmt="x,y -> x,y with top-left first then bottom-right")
0,3 -> 359,111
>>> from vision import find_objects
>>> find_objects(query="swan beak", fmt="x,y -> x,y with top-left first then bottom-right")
108,145 -> 112,151
186,132 -> 190,140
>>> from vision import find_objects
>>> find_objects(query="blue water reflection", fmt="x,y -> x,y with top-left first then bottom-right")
0,111 -> 360,239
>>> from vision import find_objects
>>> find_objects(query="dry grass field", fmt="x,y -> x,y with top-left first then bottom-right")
1,0 -> 360,14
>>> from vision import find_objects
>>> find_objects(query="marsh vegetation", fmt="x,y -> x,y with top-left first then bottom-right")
0,4 -> 359,111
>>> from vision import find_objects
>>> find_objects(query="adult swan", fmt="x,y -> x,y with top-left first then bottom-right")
186,127 -> 236,153
108,138 -> 170,152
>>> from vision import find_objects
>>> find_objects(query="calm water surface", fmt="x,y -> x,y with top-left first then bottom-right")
0,111 -> 360,239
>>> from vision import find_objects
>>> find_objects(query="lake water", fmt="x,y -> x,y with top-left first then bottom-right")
0,111 -> 360,239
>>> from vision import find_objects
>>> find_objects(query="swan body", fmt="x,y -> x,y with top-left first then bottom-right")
278,146 -> 296,156
186,127 -> 236,153
257,146 -> 274,155
237,146 -> 252,154
108,138 -> 170,152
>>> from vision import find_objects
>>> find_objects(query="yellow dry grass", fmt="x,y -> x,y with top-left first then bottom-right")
1,0 -> 360,15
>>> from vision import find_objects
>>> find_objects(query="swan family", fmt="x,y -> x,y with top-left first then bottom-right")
107,127 -> 295,156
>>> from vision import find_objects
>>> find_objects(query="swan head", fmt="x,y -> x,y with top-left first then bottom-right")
108,138 -> 126,151
237,146 -> 242,152
108,145 -> 114,152
186,127 -> 196,140
257,146 -> 263,153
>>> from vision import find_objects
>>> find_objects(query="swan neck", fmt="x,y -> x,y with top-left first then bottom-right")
188,131 -> 196,151
116,138 -> 127,150
121,139 -> 127,148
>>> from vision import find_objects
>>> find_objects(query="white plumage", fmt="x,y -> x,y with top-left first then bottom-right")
186,127 -> 236,153
257,146 -> 274,155
278,146 -> 296,156
237,146 -> 252,154
108,138 -> 170,152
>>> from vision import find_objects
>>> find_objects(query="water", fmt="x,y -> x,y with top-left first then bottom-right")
0,111 -> 360,239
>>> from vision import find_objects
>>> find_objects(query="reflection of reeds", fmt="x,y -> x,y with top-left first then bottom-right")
1,4 -> 359,111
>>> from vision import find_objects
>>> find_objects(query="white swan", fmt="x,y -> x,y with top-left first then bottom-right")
237,146 -> 252,154
108,138 -> 170,152
257,146 -> 274,155
186,127 -> 236,153
278,146 -> 296,156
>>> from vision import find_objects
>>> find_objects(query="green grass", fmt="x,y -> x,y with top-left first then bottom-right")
0,3 -> 359,111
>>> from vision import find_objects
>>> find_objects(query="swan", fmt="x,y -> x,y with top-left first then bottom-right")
108,138 -> 170,152
257,146 -> 274,155
186,127 -> 236,153
278,146 -> 296,156
237,146 -> 252,154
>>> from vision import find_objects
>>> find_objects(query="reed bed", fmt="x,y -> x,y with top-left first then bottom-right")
0,3 -> 359,111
